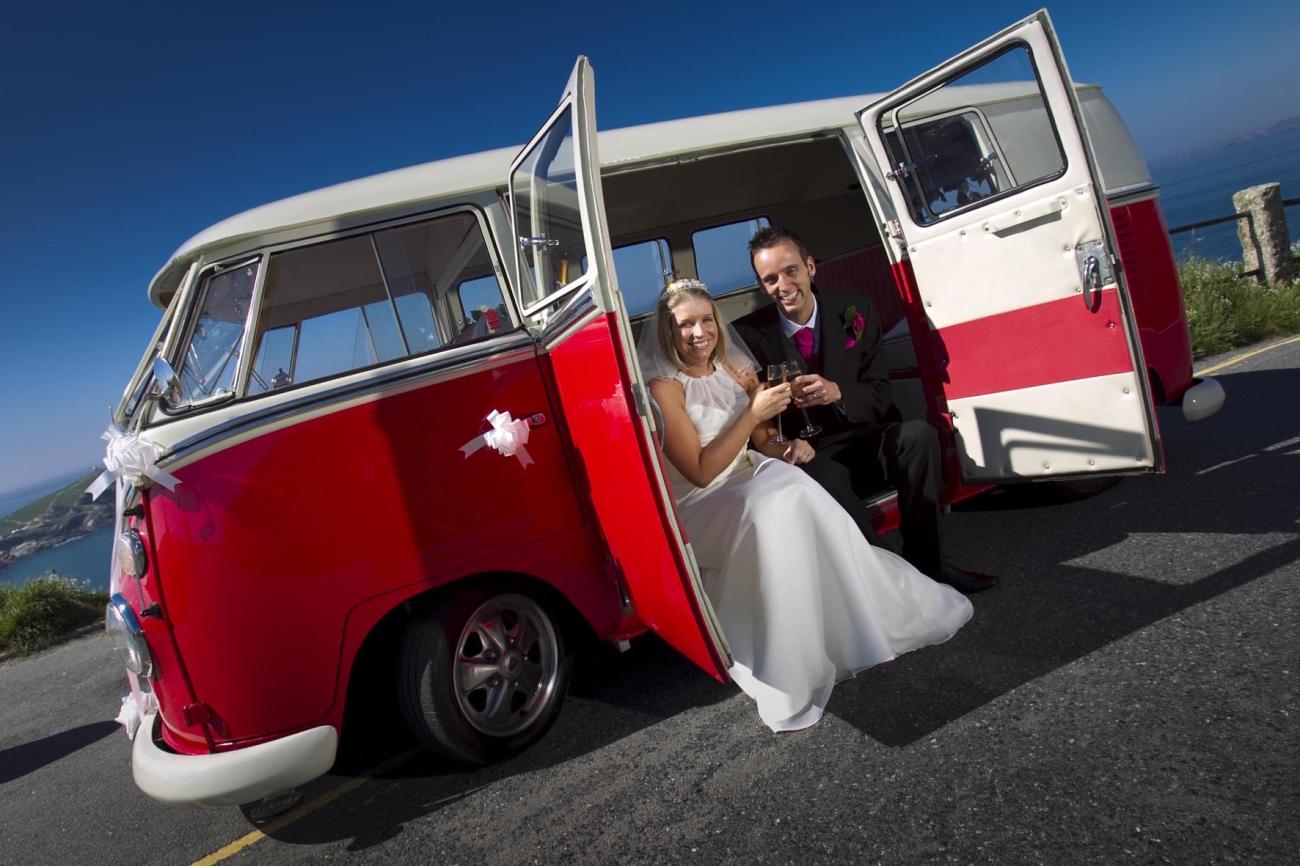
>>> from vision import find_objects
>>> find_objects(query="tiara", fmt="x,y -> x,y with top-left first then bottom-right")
661,277 -> 709,299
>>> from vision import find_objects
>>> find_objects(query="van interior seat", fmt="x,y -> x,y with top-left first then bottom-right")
813,245 -> 907,335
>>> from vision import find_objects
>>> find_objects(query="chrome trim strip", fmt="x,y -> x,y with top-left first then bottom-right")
158,333 -> 537,463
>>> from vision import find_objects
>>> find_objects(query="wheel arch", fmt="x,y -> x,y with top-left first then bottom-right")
334,569 -> 599,741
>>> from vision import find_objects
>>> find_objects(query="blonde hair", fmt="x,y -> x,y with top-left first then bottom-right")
656,278 -> 730,372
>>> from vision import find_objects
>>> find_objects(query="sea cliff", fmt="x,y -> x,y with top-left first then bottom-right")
0,473 -> 116,570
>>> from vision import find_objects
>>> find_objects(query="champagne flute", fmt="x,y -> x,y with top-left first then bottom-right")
787,359 -> 823,438
765,363 -> 789,444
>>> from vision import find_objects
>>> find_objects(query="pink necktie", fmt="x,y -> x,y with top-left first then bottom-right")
793,326 -> 816,371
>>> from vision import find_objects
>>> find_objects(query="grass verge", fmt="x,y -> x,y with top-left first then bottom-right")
1180,258 -> 1300,358
0,574 -> 107,657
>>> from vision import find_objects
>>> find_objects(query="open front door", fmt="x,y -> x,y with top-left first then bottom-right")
857,10 -> 1162,482
506,58 -> 730,680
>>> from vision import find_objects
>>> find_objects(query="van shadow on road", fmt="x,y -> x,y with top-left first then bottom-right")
0,720 -> 118,785
256,634 -> 725,850
828,365 -> 1298,743
256,366 -> 1297,848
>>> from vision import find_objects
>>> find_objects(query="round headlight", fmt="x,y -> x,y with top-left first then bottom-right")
115,531 -> 147,579
105,594 -> 153,678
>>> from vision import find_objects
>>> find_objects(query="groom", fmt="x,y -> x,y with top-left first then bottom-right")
733,226 -> 995,593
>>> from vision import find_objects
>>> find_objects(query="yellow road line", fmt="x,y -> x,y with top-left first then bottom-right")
190,748 -> 421,866
1195,335 -> 1300,377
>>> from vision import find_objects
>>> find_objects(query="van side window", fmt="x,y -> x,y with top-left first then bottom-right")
692,217 -> 770,294
248,235 -> 404,394
611,239 -> 672,315
879,44 -> 1065,226
373,214 -> 506,351
176,262 -> 257,405
245,211 -> 508,395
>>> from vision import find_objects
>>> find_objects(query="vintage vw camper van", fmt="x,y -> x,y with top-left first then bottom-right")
102,11 -> 1221,806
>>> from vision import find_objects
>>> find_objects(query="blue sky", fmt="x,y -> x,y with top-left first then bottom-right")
2,0 -> 1298,493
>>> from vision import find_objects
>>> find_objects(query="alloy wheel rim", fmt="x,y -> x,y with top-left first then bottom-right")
452,594 -> 559,737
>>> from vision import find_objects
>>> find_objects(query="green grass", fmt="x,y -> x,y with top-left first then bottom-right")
0,574 -> 108,657
1180,257 -> 1300,358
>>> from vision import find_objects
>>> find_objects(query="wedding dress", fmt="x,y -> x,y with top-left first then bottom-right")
662,365 -> 973,731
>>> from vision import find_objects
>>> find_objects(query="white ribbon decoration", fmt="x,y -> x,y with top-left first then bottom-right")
459,410 -> 533,468
87,422 -> 176,738
87,424 -> 181,501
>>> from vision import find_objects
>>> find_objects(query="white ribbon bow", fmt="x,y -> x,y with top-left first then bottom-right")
86,423 -> 181,501
460,410 -> 533,468
86,422 -> 179,738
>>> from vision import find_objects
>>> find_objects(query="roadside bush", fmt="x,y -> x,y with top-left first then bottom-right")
0,574 -> 107,657
1180,258 -> 1300,358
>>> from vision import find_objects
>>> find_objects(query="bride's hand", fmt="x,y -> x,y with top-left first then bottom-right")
751,382 -> 791,421
782,439 -> 815,465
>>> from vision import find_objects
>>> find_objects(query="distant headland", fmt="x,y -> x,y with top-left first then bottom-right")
0,472 -> 116,570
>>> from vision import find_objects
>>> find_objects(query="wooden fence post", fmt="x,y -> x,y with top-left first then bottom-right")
1232,183 -> 1296,284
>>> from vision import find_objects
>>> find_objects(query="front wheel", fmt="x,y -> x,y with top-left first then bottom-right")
398,584 -> 571,764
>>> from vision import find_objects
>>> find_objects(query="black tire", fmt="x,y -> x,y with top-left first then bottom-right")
398,582 -> 571,764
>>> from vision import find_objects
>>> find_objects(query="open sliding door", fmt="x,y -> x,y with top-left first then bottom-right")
506,58 -> 730,680
857,10 -> 1162,482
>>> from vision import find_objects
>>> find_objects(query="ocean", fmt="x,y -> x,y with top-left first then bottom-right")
1150,125 -> 1300,263
0,526 -> 113,591
0,467 -> 112,592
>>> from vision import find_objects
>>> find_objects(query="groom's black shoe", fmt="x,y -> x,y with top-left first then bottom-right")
937,565 -> 998,593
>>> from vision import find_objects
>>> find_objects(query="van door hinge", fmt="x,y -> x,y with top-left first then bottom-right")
884,219 -> 904,241
631,382 -> 648,417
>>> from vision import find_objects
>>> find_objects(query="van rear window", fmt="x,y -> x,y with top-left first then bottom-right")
692,217 -> 770,294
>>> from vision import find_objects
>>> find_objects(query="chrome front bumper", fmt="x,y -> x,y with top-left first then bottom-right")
1181,377 -> 1225,422
132,711 -> 337,807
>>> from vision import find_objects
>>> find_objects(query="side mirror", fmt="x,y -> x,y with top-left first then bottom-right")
151,356 -> 181,406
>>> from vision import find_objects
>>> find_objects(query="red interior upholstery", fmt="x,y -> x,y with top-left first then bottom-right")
814,245 -> 907,333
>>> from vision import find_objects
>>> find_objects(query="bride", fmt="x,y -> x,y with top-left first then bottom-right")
640,278 -> 972,731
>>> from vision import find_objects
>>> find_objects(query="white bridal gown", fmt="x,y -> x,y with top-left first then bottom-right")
663,366 -> 973,731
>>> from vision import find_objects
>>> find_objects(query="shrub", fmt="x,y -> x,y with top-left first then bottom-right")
1179,258 -> 1300,358
0,574 -> 108,656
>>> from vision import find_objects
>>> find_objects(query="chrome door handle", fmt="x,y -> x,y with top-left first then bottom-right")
1081,255 -> 1101,309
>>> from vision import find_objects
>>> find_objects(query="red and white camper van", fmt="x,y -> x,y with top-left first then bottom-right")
101,10 -> 1222,806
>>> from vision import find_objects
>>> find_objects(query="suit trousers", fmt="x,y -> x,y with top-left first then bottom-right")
798,418 -> 943,578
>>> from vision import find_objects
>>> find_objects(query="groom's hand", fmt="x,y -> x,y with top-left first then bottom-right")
794,374 -> 841,407
783,438 -> 815,465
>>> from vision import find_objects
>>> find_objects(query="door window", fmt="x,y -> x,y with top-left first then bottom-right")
511,109 -> 589,312
880,44 -> 1065,226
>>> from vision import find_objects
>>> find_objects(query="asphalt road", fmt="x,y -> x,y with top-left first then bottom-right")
2,337 -> 1297,866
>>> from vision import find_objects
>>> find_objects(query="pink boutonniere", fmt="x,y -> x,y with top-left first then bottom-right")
842,305 -> 866,349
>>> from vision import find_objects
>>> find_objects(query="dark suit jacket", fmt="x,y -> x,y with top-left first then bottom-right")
734,291 -> 897,445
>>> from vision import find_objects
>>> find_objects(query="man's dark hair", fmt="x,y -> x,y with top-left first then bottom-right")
748,226 -> 812,264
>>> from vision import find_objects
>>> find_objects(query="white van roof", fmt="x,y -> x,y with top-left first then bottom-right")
151,82 -> 1138,306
